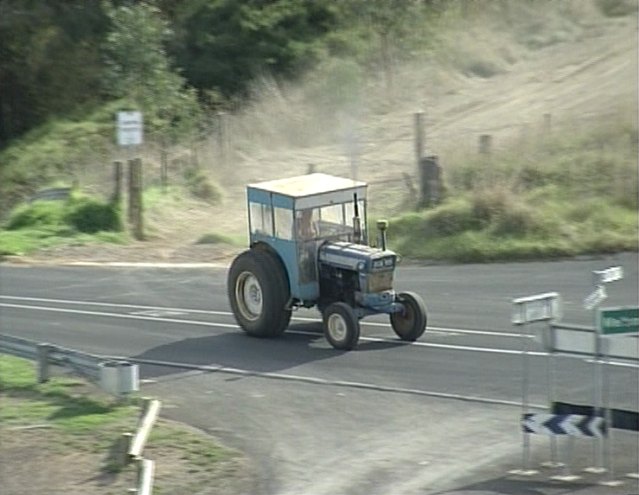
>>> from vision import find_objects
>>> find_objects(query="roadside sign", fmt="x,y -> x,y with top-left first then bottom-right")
593,266 -> 623,285
598,306 -> 639,336
512,292 -> 561,325
117,111 -> 143,146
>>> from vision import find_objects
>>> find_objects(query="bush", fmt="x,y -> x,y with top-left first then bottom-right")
595,0 -> 637,17
5,201 -> 67,230
184,168 -> 222,204
424,198 -> 480,236
64,197 -> 122,233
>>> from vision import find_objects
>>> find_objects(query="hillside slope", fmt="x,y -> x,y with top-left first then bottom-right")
15,3 -> 638,264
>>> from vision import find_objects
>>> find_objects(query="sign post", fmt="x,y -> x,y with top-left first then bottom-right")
598,305 -> 637,486
511,292 -> 560,476
116,111 -> 144,240
582,266 -> 623,476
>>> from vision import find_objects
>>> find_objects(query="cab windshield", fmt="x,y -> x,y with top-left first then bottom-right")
295,200 -> 366,242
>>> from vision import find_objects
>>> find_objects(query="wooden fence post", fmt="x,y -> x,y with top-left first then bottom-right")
479,134 -> 492,155
160,149 -> 168,192
216,112 -> 229,166
128,158 -> 144,240
112,161 -> 123,205
418,155 -> 443,208
414,111 -> 425,166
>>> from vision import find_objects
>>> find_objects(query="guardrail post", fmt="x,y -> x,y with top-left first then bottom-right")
119,432 -> 134,468
137,457 -> 155,495
129,398 -> 161,460
37,344 -> 52,383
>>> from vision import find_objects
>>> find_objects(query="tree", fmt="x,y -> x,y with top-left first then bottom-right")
102,1 -> 199,137
170,0 -> 338,98
0,0 -> 107,148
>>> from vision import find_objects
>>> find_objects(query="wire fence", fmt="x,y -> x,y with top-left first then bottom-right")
49,104 -> 635,226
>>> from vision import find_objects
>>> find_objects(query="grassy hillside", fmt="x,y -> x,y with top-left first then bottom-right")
0,0 -> 636,262
388,117 -> 638,262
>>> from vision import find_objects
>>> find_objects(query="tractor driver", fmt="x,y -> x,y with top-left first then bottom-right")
296,209 -> 318,240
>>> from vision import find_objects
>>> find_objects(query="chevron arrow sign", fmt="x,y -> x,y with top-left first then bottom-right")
522,413 -> 607,438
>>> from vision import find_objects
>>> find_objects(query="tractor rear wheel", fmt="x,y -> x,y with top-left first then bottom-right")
227,249 -> 291,338
323,302 -> 360,350
390,291 -> 427,341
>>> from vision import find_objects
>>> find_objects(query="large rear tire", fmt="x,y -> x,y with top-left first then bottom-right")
323,302 -> 360,351
390,291 -> 427,341
227,249 -> 291,338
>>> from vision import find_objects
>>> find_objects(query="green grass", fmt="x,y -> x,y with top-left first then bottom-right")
0,355 -> 238,485
0,193 -> 127,256
0,355 -> 136,435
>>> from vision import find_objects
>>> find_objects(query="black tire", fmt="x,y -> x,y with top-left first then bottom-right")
323,302 -> 360,350
390,291 -> 427,341
227,248 -> 291,338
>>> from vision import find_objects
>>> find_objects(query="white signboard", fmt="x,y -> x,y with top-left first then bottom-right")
512,292 -> 561,325
117,111 -> 143,146
593,266 -> 623,285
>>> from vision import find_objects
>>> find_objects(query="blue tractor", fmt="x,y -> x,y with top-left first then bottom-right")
227,173 -> 427,350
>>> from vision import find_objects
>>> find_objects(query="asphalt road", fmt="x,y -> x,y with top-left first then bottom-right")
0,252 -> 638,494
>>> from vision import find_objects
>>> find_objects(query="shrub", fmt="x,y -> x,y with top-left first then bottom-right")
424,198 -> 480,236
184,168 -> 222,204
5,201 -> 67,230
595,0 -> 637,17
64,197 -> 122,233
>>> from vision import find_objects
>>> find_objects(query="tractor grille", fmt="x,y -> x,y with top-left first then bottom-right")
367,270 -> 393,293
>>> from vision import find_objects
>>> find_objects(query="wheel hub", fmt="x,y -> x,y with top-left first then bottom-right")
327,313 -> 347,342
236,272 -> 263,321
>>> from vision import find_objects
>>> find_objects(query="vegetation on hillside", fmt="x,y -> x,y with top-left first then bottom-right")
0,0 -> 636,261
390,118 -> 638,262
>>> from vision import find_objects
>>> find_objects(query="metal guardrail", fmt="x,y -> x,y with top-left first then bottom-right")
29,187 -> 72,202
0,334 -> 104,382
536,323 -> 639,361
0,334 -> 158,495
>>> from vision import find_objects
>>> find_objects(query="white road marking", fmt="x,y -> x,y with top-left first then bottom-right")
0,295 -> 519,337
130,310 -> 187,317
0,296 -> 639,368
2,295 -> 637,368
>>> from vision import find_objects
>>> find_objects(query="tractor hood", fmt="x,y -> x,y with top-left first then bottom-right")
318,241 -> 397,273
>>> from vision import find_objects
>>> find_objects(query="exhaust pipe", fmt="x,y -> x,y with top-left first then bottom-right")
376,219 -> 388,250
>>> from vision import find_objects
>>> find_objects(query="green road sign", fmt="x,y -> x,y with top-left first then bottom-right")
598,306 -> 639,336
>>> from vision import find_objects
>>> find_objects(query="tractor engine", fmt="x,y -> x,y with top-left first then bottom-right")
318,241 -> 397,312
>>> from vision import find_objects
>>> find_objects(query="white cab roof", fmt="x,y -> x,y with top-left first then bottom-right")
249,173 -> 367,198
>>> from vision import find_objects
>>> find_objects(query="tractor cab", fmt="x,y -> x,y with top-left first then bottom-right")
247,173 -> 369,303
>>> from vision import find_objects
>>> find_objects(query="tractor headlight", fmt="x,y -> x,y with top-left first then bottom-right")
357,261 -> 366,271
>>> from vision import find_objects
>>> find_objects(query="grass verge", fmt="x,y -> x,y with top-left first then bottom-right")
0,355 -> 247,494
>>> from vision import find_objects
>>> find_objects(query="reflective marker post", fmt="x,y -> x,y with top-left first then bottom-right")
510,292 -> 561,476
583,266 -> 623,474
597,305 -> 638,486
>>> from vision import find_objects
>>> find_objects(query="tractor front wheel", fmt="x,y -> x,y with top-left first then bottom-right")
390,291 -> 427,341
323,302 -> 360,350
227,249 -> 291,338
